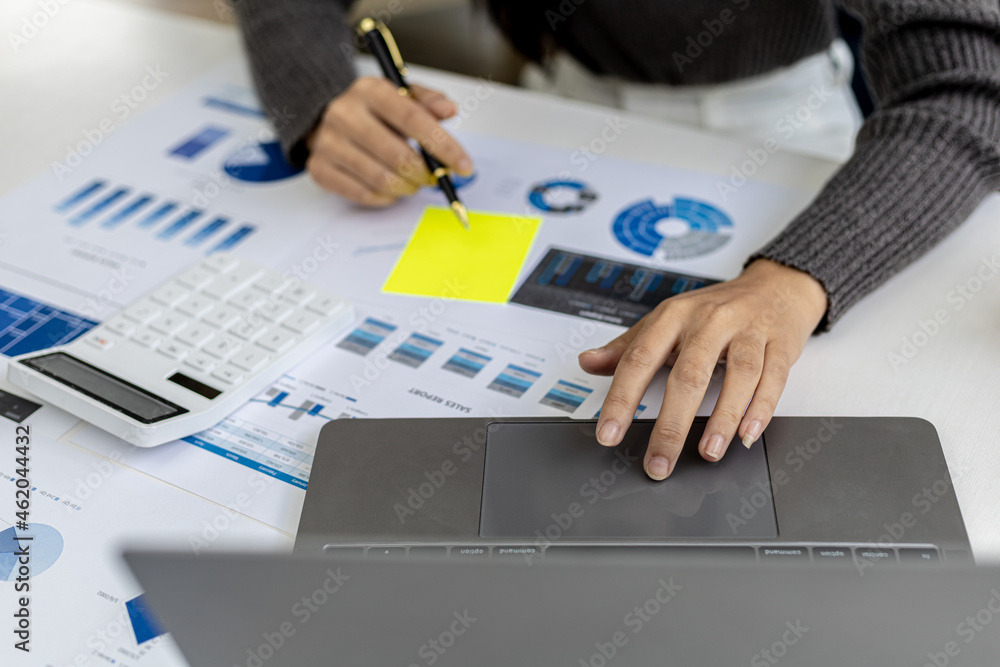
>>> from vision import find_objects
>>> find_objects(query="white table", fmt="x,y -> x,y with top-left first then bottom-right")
3,0 -> 997,570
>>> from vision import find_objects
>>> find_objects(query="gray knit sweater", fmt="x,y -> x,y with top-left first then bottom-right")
235,0 -> 1000,330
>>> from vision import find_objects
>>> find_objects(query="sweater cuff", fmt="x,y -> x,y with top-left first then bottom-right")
747,103 -> 1000,332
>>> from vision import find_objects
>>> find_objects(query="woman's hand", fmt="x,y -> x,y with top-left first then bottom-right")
579,258 -> 828,480
306,77 -> 474,206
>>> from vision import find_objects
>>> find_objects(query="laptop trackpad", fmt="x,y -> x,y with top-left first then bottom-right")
480,421 -> 777,539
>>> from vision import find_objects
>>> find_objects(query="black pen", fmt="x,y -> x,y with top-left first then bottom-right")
357,17 -> 470,230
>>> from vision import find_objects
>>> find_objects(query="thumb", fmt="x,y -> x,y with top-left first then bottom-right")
411,84 -> 458,120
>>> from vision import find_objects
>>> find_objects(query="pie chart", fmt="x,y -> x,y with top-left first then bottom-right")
223,141 -> 304,183
0,523 -> 63,580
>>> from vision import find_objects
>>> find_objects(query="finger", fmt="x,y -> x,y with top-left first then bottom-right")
316,132 -> 419,198
594,315 -> 682,449
699,335 -> 765,461
328,108 -> 432,188
369,82 -> 474,175
411,84 -> 458,119
739,342 -> 794,449
306,154 -> 396,207
577,322 -> 643,376
646,331 -> 726,480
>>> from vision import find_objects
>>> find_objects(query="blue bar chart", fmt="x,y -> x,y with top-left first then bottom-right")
442,348 -> 493,378
487,364 -> 542,398
539,379 -> 593,413
388,332 -> 443,368
337,317 -> 398,356
0,288 -> 98,357
52,179 -> 256,253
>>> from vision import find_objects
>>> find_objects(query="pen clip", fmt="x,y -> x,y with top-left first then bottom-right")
357,17 -> 409,77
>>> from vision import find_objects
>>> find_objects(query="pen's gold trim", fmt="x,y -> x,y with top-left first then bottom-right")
433,167 -> 449,179
357,18 -> 410,76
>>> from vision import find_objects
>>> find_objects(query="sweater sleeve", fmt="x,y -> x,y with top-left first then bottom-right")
234,0 -> 358,168
748,0 -> 1000,331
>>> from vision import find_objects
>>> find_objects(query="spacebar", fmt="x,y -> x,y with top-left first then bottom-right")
544,546 -> 756,560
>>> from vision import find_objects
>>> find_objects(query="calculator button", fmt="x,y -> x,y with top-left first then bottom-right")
283,286 -> 315,306
176,325 -> 215,348
231,348 -> 271,373
203,336 -> 243,360
202,254 -> 240,274
203,266 -> 265,300
184,353 -> 217,374
282,311 -> 320,335
258,329 -> 297,354
157,342 -> 188,361
306,295 -> 342,316
228,289 -> 268,311
253,274 -> 293,295
258,302 -> 294,323
124,301 -> 162,325
203,307 -> 242,329
176,296 -> 214,318
177,267 -> 214,289
229,319 -> 268,341
131,330 -> 161,348
211,365 -> 245,385
84,333 -> 116,351
103,318 -> 136,337
150,284 -> 187,308
149,315 -> 189,336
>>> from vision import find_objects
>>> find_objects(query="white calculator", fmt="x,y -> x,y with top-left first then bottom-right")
7,254 -> 353,447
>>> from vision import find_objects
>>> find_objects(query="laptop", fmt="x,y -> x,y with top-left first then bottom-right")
124,549 -> 1000,666
294,416 -> 973,565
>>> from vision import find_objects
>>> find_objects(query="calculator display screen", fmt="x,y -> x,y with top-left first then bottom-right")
20,352 -> 186,424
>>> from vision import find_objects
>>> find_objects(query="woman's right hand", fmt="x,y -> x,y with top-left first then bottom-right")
306,77 -> 475,206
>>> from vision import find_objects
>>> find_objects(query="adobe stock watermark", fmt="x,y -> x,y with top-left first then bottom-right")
8,0 -> 73,52
920,589 -> 1000,667
407,610 -> 477,667
888,252 -> 1000,370
51,65 -> 169,181
727,418 -> 843,534
715,83 -> 835,203
238,566 -> 351,667
578,577 -> 682,667
672,0 -> 753,73
750,619 -> 809,666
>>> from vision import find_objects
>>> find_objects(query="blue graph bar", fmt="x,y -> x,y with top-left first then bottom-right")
184,216 -> 228,247
137,201 -> 178,228
101,194 -> 153,229
202,97 -> 267,118
55,180 -> 106,212
157,210 -> 203,240
268,391 -> 288,407
308,404 -> 324,416
169,125 -> 230,159
68,187 -> 129,226
209,224 -> 255,253
125,595 -> 166,645
0,288 -> 98,357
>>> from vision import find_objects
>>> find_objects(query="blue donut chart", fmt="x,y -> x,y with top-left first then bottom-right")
612,197 -> 733,260
528,179 -> 598,214
0,523 -> 63,580
223,141 -> 304,183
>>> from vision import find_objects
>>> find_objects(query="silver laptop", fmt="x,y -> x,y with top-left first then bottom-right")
124,549 -> 1000,666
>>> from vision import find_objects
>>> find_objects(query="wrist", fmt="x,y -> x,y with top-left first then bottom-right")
742,258 -> 828,325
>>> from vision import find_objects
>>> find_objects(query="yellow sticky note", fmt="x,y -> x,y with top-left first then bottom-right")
383,207 -> 541,303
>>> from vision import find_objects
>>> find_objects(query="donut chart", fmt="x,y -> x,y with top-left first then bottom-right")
612,197 -> 732,260
0,523 -> 63,580
528,179 -> 598,214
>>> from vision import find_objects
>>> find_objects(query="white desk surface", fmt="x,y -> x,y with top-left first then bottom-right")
2,0 -> 997,566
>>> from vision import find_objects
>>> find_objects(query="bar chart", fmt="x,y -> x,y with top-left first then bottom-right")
53,179 -> 257,254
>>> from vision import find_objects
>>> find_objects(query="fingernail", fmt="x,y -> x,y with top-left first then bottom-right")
742,420 -> 762,449
596,421 -> 619,446
457,158 -> 474,175
646,456 -> 670,480
579,346 -> 605,357
704,434 -> 725,460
